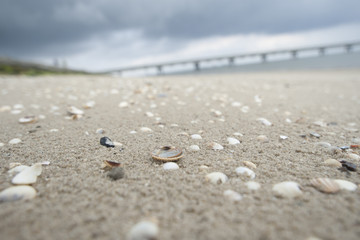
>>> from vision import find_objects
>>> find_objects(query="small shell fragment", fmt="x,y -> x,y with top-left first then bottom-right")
205,172 -> 228,184
163,162 -> 179,170
334,179 -> 357,191
257,118 -> 272,126
272,181 -> 302,198
104,160 -> 121,168
0,186 -> 37,203
310,178 -> 340,193
140,127 -> 153,132
12,163 -> 42,185
243,161 -> 257,169
127,220 -> 159,240
235,167 -> 255,179
83,101 -> 95,109
119,101 -> 129,108
279,135 -> 288,140
67,106 -> 84,115
227,137 -> 240,145
18,116 -> 37,124
223,189 -> 242,202
152,146 -> 183,162
9,138 -> 22,144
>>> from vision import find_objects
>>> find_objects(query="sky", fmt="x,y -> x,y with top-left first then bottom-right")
1,0 -> 360,72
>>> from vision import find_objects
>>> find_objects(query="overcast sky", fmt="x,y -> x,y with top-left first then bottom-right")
1,0 -> 360,71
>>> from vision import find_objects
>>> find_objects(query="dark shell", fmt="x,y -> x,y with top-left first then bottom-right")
151,146 -> 183,162
340,160 -> 357,171
100,137 -> 115,148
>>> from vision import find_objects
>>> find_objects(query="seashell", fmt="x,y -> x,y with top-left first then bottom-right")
310,132 -> 321,138
9,162 -> 21,169
127,220 -> 159,240
279,135 -> 288,140
104,160 -> 121,168
243,161 -> 257,169
8,165 -> 30,175
245,181 -> 261,191
188,145 -> 200,152
0,186 -> 36,203
231,101 -> 242,107
163,162 -> 179,170
272,181 -> 302,198
41,161 -> 50,165
313,120 -> 327,127
223,189 -> 242,202
0,105 -> 11,112
348,153 -> 360,161
96,128 -> 105,134
257,118 -> 272,126
285,118 -> 292,123
83,100 -> 95,109
205,172 -> 228,184
49,129 -> 59,132
13,104 -> 24,109
233,132 -> 243,136
107,167 -> 125,180
0,142 -> 4,147
12,163 -> 42,185
235,167 -> 255,179
310,178 -> 340,193
11,109 -> 22,115
191,134 -> 202,140
210,109 -> 222,117
340,160 -> 357,171
208,142 -> 224,151
323,159 -> 341,167
140,127 -> 153,132
145,112 -> 154,117
130,130 -> 137,134
67,106 -> 84,115
9,138 -> 21,144
334,179 -> 357,191
256,135 -> 269,143
119,101 -> 129,108
241,106 -> 249,113
199,165 -> 209,171
100,137 -> 115,148
315,142 -> 331,148
227,137 -> 240,145
18,116 -> 37,124
151,146 -> 183,162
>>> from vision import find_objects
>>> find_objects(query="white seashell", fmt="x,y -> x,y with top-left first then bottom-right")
334,179 -> 357,191
49,129 -> 59,132
323,159 -> 341,167
241,106 -> 249,113
285,118 -> 292,123
145,112 -> 154,117
245,181 -> 261,191
254,95 -> 262,105
191,134 -> 202,140
12,163 -> 42,185
8,165 -> 30,175
189,145 -> 200,151
13,104 -> 24,109
0,105 -> 11,112
96,128 -> 105,134
243,161 -> 257,169
348,153 -> 360,161
9,138 -> 22,144
9,162 -> 21,169
279,135 -> 288,140
235,167 -> 255,179
11,109 -> 22,115
140,127 -> 152,132
41,161 -> 50,165
0,186 -> 36,202
127,220 -> 159,240
315,142 -> 331,148
209,142 -> 224,151
130,130 -> 137,134
257,118 -> 272,126
223,189 -> 242,202
310,178 -> 339,193
199,165 -> 209,171
272,181 -> 302,198
227,137 -> 240,145
0,142 -> 4,147
83,100 -> 95,109
256,135 -> 269,143
233,132 -> 243,136
205,172 -> 228,184
163,162 -> 179,170
67,106 -> 84,115
18,116 -> 37,124
313,120 -> 327,127
231,101 -> 242,107
119,101 -> 129,108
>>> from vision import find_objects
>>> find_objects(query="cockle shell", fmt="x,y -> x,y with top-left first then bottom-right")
310,178 -> 340,193
152,146 -> 183,162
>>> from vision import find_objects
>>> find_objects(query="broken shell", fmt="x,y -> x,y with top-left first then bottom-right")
310,178 -> 340,193
323,159 -> 342,167
279,135 -> 288,140
151,146 -> 183,162
243,161 -> 257,169
18,116 -> 37,124
67,106 -> 84,115
205,172 -> 228,184
104,160 -> 121,168
235,167 -> 255,179
257,118 -> 272,126
96,128 -> 105,134
334,179 -> 357,191
208,142 -> 224,151
223,189 -> 242,202
227,137 -> 240,145
12,163 -> 42,185
127,220 -> 159,240
0,186 -> 37,203
272,181 -> 302,198
163,162 -> 179,170
100,137 -> 115,148
245,181 -> 261,191
8,165 -> 30,175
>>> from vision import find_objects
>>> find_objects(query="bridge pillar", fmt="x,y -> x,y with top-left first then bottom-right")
291,50 -> 297,59
157,66 -> 162,74
261,54 -> 267,63
319,47 -> 325,56
228,57 -> 235,66
345,44 -> 352,53
194,62 -> 200,71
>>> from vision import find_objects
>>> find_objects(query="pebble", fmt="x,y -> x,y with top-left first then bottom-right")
140,127 -> 153,132
191,134 -> 202,140
205,172 -> 228,184
257,118 -> 272,126
119,101 -> 129,108
9,138 -> 22,144
163,162 -> 179,170
127,220 -> 159,240
12,163 -> 42,185
227,137 -> 240,145
100,137 -> 115,148
107,167 -> 125,180
223,189 -> 242,202
245,181 -> 261,191
188,145 -> 200,151
243,161 -> 257,169
0,186 -> 37,203
348,153 -> 360,161
256,135 -> 269,143
235,167 -> 255,179
323,159 -> 341,167
310,178 -> 340,193
208,142 -> 224,151
18,116 -> 37,124
334,179 -> 357,191
272,181 -> 302,198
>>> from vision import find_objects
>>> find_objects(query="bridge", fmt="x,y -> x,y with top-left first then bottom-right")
103,41 -> 360,75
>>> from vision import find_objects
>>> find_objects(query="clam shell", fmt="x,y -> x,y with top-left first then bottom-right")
205,172 -> 228,184
12,163 -> 42,185
208,142 -> 224,151
152,146 -> 183,162
9,138 -> 22,144
323,159 -> 341,167
188,145 -> 200,152
273,181 -> 302,198
310,178 -> 340,193
18,116 -> 37,124
0,186 -> 36,202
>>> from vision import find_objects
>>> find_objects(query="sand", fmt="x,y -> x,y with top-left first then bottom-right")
0,70 -> 359,240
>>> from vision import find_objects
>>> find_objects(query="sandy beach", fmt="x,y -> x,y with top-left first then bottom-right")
0,70 -> 360,240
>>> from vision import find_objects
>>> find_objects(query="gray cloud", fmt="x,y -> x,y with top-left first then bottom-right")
1,0 -> 360,59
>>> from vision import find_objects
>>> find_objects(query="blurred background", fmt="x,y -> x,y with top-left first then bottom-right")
1,0 -> 360,74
